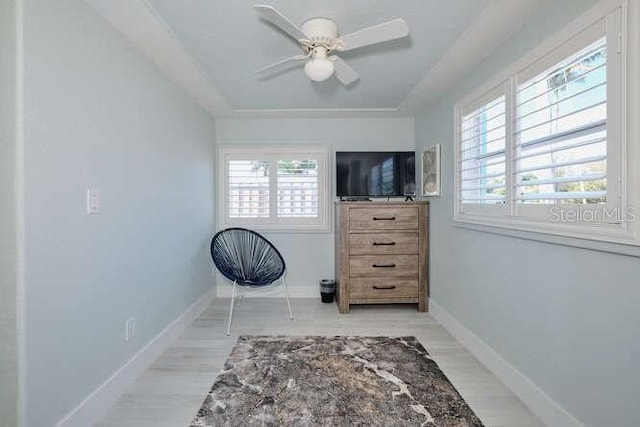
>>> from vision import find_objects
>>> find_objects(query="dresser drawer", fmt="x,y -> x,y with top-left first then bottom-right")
349,232 -> 418,255
349,255 -> 419,277
349,278 -> 419,299
349,207 -> 419,230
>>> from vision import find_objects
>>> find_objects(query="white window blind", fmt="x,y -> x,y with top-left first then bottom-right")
219,146 -> 330,231
277,159 -> 319,218
228,160 -> 269,218
454,5 -> 630,242
459,90 -> 507,207
515,37 -> 608,205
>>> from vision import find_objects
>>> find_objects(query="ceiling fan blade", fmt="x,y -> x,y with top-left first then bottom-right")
331,56 -> 359,85
338,18 -> 409,52
255,55 -> 306,77
254,5 -> 308,41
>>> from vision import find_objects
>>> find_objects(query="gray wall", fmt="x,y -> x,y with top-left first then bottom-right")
216,117 -> 414,297
0,0 -> 19,425
22,0 -> 216,425
414,0 -> 640,426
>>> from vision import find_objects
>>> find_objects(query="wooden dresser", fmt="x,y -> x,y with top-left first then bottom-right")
335,201 -> 428,313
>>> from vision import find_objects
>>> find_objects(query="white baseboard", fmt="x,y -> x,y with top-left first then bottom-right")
429,300 -> 583,427
56,288 -> 216,427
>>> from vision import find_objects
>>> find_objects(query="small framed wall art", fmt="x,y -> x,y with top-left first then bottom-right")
422,144 -> 441,196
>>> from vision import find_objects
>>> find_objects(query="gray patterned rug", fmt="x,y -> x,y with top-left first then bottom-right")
191,335 -> 483,426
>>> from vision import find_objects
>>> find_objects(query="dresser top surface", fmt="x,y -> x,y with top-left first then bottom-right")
335,200 -> 429,207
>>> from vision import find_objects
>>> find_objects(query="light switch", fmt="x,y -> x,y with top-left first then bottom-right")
86,188 -> 100,214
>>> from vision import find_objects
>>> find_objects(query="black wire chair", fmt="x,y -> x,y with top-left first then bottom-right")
210,227 -> 293,335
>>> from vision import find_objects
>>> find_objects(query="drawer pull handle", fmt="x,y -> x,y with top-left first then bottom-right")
372,242 -> 396,246
373,285 -> 397,290
372,263 -> 396,268
373,216 -> 396,221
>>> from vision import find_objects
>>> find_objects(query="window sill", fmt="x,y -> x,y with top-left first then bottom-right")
453,215 -> 640,258
219,221 -> 332,234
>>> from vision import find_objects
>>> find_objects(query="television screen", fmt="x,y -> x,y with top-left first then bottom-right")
336,151 -> 416,197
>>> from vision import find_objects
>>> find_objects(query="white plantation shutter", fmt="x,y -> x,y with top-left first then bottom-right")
228,160 -> 269,218
277,160 -> 319,218
457,83 -> 509,216
220,146 -> 330,231
455,7 -> 628,238
515,35 -> 609,207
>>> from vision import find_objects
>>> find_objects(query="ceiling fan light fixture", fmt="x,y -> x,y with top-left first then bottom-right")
304,47 -> 334,82
304,58 -> 334,82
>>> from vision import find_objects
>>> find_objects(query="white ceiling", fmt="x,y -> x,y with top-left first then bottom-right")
145,0 -> 489,111
85,0 -> 545,118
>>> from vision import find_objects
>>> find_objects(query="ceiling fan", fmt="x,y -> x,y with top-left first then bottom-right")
254,5 -> 410,85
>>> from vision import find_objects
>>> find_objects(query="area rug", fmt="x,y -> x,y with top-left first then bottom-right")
191,335 -> 483,426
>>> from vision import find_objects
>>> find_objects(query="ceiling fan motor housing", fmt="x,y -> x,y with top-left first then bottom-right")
301,18 -> 338,46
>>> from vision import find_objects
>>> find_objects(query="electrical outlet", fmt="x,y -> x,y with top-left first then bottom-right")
125,317 -> 136,342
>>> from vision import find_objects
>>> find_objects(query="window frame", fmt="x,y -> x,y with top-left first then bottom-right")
218,144 -> 331,233
453,1 -> 640,245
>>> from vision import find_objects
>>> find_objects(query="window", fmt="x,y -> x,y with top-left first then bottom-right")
515,33 -> 613,214
454,5 -> 633,242
219,145 -> 330,231
459,83 -> 508,216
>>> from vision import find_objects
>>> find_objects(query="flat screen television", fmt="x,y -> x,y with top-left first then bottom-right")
336,151 -> 416,198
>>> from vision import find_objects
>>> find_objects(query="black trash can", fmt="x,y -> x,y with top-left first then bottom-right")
319,279 -> 336,303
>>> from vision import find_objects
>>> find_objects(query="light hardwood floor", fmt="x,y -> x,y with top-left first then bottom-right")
96,298 -> 545,426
